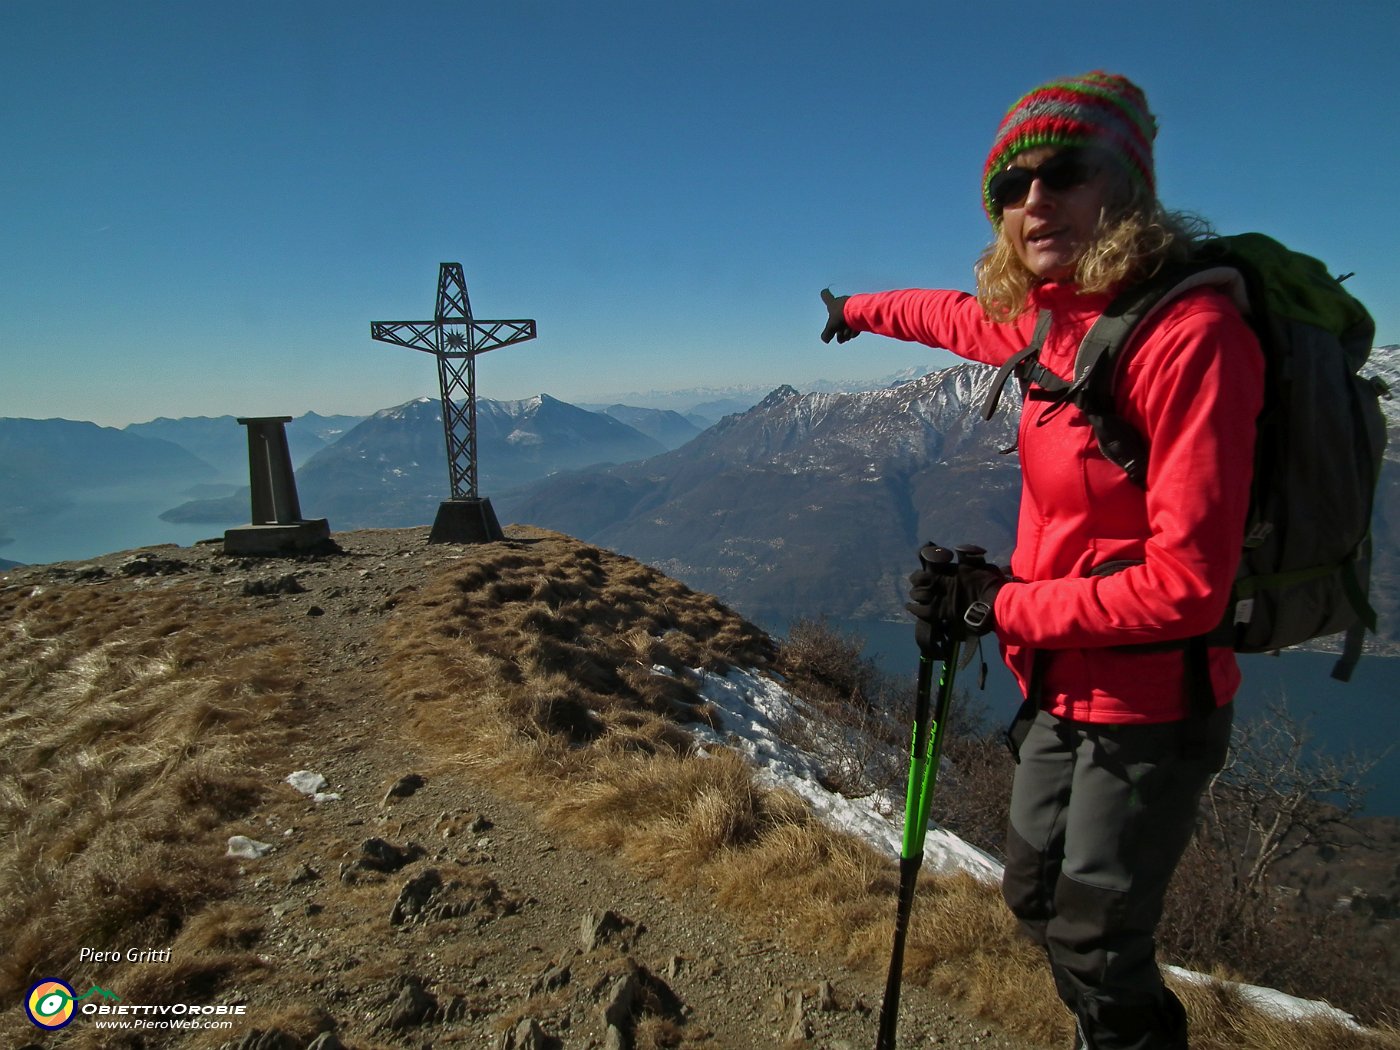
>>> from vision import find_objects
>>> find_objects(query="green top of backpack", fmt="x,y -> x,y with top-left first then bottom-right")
1201,233 -> 1375,358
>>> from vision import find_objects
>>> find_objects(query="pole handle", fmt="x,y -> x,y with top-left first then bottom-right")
919,542 -> 953,569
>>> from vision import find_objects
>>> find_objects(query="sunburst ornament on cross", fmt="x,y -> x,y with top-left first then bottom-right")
370,263 -> 538,543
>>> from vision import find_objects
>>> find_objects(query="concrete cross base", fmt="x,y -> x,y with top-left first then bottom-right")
428,498 -> 504,544
223,519 -> 332,556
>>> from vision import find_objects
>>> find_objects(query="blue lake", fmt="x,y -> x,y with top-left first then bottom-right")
1,485 -> 231,566
797,617 -> 1399,818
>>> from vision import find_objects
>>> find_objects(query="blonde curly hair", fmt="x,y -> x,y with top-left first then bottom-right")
974,167 -> 1211,323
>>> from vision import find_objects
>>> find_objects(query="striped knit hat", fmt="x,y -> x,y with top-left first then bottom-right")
982,71 -> 1157,221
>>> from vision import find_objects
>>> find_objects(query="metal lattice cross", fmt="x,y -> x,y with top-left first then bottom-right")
371,263 -> 537,500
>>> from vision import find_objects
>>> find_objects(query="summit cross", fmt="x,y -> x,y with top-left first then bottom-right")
371,263 -> 538,542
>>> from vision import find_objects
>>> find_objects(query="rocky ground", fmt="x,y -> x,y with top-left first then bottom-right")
4,528 -> 1056,1050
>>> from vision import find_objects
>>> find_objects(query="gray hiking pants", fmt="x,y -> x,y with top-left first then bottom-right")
1001,704 -> 1232,1050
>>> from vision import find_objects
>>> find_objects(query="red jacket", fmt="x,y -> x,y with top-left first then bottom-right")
844,282 -> 1265,724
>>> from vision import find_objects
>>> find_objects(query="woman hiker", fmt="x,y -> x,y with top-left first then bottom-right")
820,72 -> 1264,1050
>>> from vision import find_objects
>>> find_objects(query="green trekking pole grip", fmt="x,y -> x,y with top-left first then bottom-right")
876,544 -> 962,1050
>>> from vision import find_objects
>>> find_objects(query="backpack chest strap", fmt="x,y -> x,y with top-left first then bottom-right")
981,310 -> 1054,421
978,304 -> 1151,486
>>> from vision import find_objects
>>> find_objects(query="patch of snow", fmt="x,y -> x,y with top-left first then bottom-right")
285,769 -> 342,803
226,835 -> 274,859
1165,966 -> 1361,1030
680,665 -> 1002,882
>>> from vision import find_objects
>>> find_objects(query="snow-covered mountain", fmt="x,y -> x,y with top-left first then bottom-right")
497,353 -> 1400,636
496,364 -> 1024,623
586,366 -> 940,420
1368,344 -> 1400,432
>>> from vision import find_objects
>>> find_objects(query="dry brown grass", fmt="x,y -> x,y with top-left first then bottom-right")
381,531 -> 1400,1049
0,578 -> 308,1026
5,530 -> 1392,1048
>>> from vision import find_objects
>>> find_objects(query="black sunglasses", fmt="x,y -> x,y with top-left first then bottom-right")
988,149 -> 1100,211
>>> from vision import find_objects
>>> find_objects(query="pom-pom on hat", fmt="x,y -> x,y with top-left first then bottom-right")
982,71 -> 1157,222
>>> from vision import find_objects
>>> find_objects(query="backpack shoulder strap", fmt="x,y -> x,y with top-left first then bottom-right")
979,262 -> 1252,484
1070,263 -> 1252,487
981,309 -> 1053,421
1076,262 -> 1251,392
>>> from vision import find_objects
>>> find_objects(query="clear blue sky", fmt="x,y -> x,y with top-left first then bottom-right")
4,0 -> 1397,427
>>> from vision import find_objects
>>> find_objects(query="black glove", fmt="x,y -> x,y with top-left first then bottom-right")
820,288 -> 858,344
906,543 -> 1010,641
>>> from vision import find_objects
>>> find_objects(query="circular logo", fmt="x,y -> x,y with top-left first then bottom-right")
25,978 -> 76,1029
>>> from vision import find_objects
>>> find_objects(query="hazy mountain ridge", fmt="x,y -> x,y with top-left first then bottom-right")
155,395 -> 671,530
294,394 -> 664,529
0,418 -> 219,554
592,404 -> 704,449
0,365 -> 946,551
584,364 -> 939,417
4,349 -> 1396,633
0,398 -> 684,560
0,411 -> 370,561
125,412 -> 367,482
0,416 -> 217,489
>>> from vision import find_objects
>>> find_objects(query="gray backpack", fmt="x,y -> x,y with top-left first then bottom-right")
982,233 -> 1388,681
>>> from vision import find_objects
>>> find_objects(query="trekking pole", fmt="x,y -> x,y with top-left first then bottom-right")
875,542 -> 972,1050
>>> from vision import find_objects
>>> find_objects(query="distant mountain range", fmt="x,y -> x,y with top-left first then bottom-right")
159,395 -> 677,529
495,367 -> 1025,623
0,416 -> 215,491
582,365 -> 937,416
0,417 -> 217,542
126,412 -> 366,483
588,405 -> 705,449
147,372 -> 946,534
496,347 -> 1400,637
5,351 -> 1396,646
290,394 -> 670,530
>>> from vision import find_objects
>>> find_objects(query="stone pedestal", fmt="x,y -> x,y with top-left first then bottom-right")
428,498 -> 504,544
223,416 -> 333,556
223,519 -> 332,556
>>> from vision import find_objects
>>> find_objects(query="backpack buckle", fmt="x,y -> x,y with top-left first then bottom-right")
1244,522 -> 1273,549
